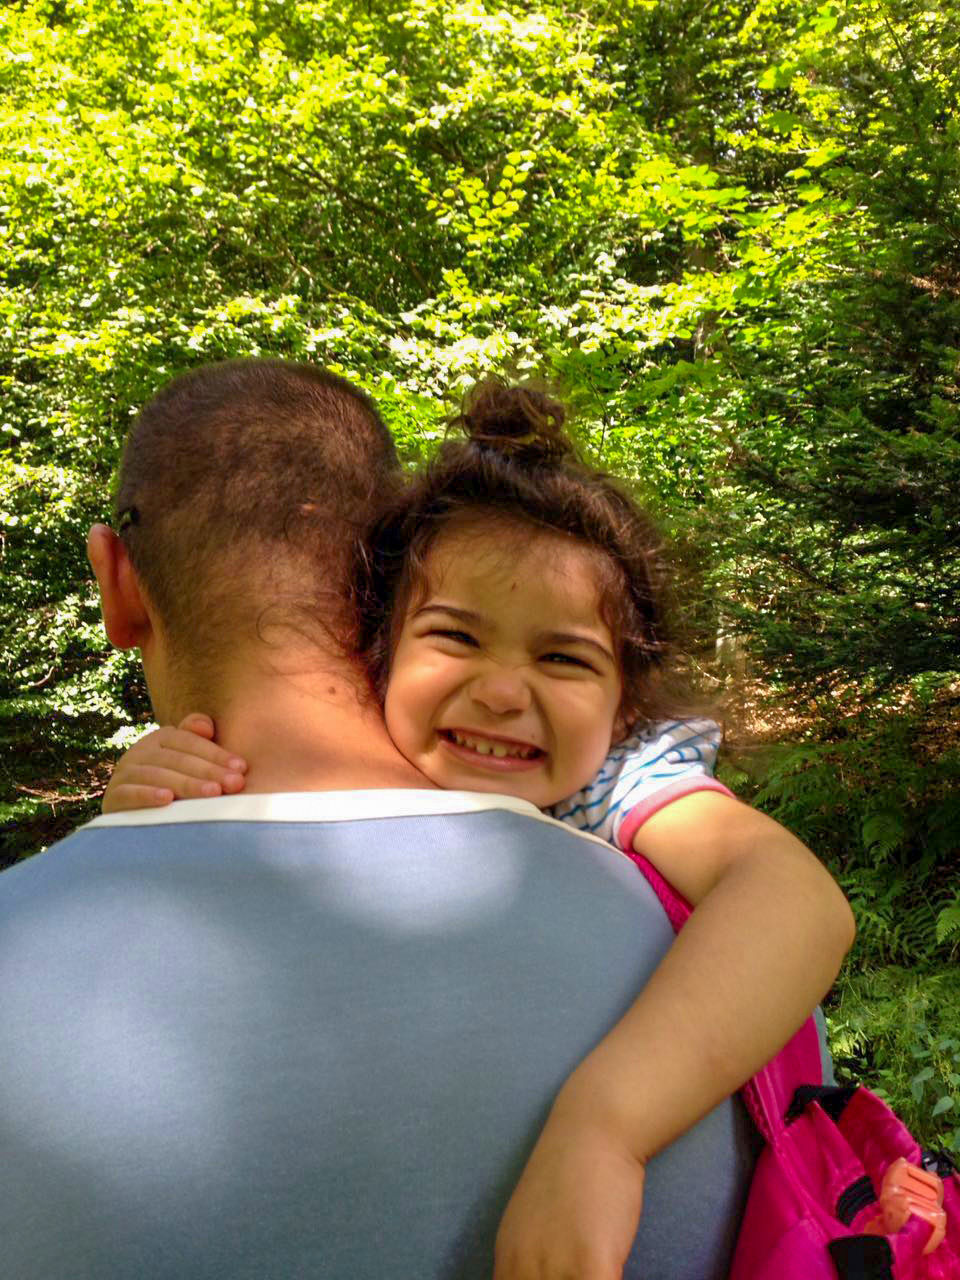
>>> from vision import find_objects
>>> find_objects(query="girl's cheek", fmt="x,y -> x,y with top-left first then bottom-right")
384,663 -> 436,749
382,685 -> 410,752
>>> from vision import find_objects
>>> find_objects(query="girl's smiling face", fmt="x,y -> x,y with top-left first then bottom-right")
384,521 -> 624,808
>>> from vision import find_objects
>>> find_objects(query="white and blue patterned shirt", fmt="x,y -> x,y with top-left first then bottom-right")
549,718 -> 727,851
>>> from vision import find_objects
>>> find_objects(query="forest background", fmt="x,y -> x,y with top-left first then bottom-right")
2,0 -> 959,1144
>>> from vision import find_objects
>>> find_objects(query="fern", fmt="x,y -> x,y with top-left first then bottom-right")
729,717 -> 960,969
860,810 -> 907,860
936,902 -> 960,947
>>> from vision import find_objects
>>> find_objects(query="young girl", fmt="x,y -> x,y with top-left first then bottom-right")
105,380 -> 854,1278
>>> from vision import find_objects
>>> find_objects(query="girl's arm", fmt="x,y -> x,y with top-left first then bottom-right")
494,792 -> 854,1280
591,791 -> 855,1156
102,714 -> 248,813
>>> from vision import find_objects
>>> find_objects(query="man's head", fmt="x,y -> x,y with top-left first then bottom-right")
89,359 -> 399,719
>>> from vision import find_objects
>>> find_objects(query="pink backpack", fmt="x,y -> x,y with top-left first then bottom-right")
631,852 -> 960,1278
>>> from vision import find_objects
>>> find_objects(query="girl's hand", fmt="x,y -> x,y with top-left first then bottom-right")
102,713 -> 248,814
493,1103 -> 645,1280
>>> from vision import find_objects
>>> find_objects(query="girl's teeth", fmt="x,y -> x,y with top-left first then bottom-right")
450,731 -> 534,759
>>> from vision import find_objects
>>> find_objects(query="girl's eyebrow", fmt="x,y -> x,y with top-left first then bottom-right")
413,603 -> 485,625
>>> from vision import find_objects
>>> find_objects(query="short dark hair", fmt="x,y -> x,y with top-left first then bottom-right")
116,359 -> 398,679
354,378 -> 704,733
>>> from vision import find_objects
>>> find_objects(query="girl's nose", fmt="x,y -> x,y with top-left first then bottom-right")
469,667 -> 532,715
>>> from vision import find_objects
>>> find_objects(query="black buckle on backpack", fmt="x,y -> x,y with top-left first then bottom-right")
921,1148 -> 958,1180
785,1083 -> 858,1125
836,1175 -> 877,1226
828,1235 -> 895,1279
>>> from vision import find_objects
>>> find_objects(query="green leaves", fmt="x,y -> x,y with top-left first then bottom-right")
936,905 -> 960,947
827,969 -> 960,1150
758,63 -> 802,91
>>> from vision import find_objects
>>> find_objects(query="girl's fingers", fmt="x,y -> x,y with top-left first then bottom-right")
137,745 -> 246,786
118,764 -> 240,799
148,727 -> 247,774
176,712 -> 216,739
104,718 -> 246,817
105,723 -> 247,822
103,784 -> 175,815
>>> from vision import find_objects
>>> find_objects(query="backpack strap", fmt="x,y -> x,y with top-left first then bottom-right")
629,850 -> 825,1143
628,851 -> 693,933
737,1009 -> 826,1142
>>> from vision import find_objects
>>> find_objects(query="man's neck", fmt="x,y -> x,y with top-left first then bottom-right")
173,662 -> 431,794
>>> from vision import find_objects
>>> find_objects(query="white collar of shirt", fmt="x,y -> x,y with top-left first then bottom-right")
86,789 -> 546,829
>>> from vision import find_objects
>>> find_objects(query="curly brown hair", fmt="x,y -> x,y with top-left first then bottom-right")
353,377 -> 706,734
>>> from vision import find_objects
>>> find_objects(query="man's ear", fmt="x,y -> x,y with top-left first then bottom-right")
86,523 -> 153,650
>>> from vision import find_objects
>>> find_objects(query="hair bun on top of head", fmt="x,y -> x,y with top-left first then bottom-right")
453,377 -> 575,463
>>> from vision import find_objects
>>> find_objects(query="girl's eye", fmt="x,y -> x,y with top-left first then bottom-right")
431,629 -> 478,647
541,652 -> 593,670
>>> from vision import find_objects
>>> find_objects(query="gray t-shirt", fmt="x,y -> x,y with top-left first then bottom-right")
0,791 -> 760,1278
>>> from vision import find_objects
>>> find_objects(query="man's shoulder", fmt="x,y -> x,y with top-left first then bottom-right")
6,793 -> 615,888
9,792 -> 614,880
4,789 -> 659,936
